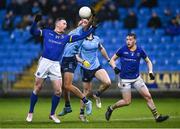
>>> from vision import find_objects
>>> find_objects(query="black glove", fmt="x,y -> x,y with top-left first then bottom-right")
114,67 -> 121,74
34,14 -> 42,22
149,73 -> 155,80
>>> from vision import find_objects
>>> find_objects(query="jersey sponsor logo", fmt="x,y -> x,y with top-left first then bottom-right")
131,52 -> 134,56
124,52 -> 129,55
49,33 -> 54,36
48,39 -> 62,44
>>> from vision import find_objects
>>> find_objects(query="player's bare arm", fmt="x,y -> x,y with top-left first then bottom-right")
99,45 -> 110,62
145,57 -> 155,80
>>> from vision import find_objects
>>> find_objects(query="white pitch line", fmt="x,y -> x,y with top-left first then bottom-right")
3,115 -> 180,122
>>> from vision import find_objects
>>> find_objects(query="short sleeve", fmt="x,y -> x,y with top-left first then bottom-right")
116,48 -> 123,57
141,48 -> 147,59
98,38 -> 103,48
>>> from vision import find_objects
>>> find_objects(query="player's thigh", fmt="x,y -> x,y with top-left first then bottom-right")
34,77 -> 44,89
95,69 -> 111,85
52,79 -> 62,92
122,90 -> 132,102
49,62 -> 62,80
35,57 -> 51,79
133,78 -> 151,98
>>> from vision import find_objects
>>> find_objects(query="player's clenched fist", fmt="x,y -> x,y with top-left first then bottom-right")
34,14 -> 42,22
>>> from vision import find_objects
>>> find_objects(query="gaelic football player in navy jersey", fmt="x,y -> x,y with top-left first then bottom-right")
105,33 -> 169,122
58,19 -> 91,116
26,14 -> 96,123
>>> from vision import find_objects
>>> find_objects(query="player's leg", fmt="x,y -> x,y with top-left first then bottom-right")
134,77 -> 169,122
94,68 -> 111,108
58,73 -> 72,116
79,81 -> 92,122
26,57 -> 48,122
105,81 -> 132,121
26,77 -> 44,122
49,79 -> 62,123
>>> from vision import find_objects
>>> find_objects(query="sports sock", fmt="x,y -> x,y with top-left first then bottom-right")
50,95 -> 60,115
29,91 -> 38,113
95,91 -> 101,97
65,101 -> 71,107
151,108 -> 160,119
82,97 -> 88,104
80,108 -> 85,115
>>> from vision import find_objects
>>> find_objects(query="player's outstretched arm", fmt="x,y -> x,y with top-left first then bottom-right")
30,14 -> 42,36
67,27 -> 96,43
75,54 -> 91,68
145,57 -> 155,80
110,54 -> 121,74
99,45 -> 110,62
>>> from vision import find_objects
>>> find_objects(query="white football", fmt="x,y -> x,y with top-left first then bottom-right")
79,6 -> 92,18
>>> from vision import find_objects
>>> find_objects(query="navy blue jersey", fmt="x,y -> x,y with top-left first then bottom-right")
30,22 -> 95,61
116,45 -> 147,79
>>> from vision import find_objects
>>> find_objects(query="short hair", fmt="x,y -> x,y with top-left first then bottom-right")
127,33 -> 136,39
55,17 -> 66,25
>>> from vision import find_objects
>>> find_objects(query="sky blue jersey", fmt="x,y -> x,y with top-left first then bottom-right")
62,26 -> 83,58
79,36 -> 103,70
30,22 -> 95,61
116,45 -> 147,79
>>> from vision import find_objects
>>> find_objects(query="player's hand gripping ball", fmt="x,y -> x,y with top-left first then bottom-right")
79,6 -> 92,19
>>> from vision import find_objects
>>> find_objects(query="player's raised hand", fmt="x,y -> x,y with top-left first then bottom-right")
114,67 -> 121,75
149,73 -> 155,80
34,14 -> 42,23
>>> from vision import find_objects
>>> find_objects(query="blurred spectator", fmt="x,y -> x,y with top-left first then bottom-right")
17,15 -> 32,29
116,0 -> 134,8
39,0 -> 52,15
7,0 -> 21,15
21,0 -> 32,15
107,2 -> 119,21
96,5 -> 108,22
176,13 -> 180,25
67,0 -> 79,27
32,1 -> 41,14
162,8 -> 173,27
138,0 -> 158,9
0,0 -> 6,10
124,10 -> 138,30
2,11 -> 14,31
165,17 -> 180,36
147,12 -> 162,29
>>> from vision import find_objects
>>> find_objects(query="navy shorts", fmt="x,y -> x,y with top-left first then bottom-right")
81,66 -> 102,82
61,56 -> 77,73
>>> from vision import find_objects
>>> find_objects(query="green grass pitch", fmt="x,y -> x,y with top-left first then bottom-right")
0,98 -> 180,128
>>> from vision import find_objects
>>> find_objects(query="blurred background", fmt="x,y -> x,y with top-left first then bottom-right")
0,0 -> 180,97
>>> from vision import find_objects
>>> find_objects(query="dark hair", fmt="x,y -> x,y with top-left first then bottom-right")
127,33 -> 136,39
55,17 -> 66,25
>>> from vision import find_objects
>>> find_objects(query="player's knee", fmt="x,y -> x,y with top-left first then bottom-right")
145,94 -> 152,101
54,89 -> 62,96
105,80 -> 111,87
34,82 -> 42,92
124,99 -> 131,106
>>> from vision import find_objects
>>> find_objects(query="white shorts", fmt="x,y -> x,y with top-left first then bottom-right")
35,57 -> 62,80
118,76 -> 147,92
